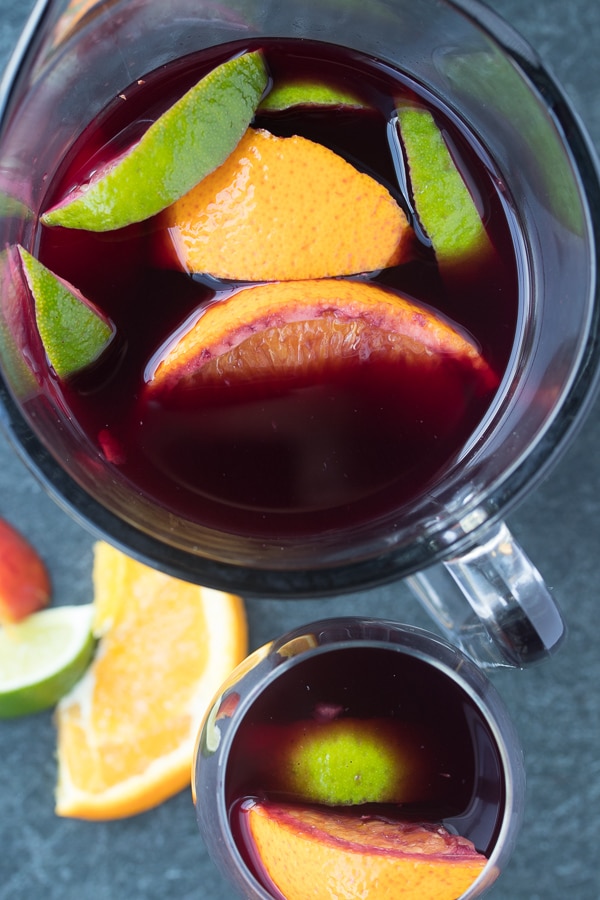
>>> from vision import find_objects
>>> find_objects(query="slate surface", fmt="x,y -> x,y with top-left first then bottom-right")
0,1 -> 599,898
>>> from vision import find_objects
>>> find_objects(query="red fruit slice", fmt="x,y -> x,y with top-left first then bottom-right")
0,518 -> 51,624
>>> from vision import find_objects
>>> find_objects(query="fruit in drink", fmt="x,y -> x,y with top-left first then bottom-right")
41,51 -> 268,231
164,127 -> 411,280
396,105 -> 493,266
148,278 -> 495,392
55,541 -> 247,819
18,246 -> 114,378
258,79 -> 364,111
0,516 -> 51,624
259,716 -> 432,806
21,38 -> 517,542
224,643 -> 504,895
246,800 -> 488,900
0,605 -> 94,718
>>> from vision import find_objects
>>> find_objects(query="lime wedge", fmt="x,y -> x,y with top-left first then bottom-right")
41,50 -> 268,232
260,79 -> 364,111
396,105 -> 492,265
18,246 -> 114,378
0,605 -> 95,718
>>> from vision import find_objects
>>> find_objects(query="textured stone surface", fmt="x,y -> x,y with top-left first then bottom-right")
0,1 -> 599,898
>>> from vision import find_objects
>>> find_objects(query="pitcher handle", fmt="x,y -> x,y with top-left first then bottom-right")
406,521 -> 566,668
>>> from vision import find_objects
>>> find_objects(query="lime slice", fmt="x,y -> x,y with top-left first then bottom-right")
260,79 -> 364,111
18,246 -> 114,378
396,105 -> 492,265
41,50 -> 268,232
0,605 -> 95,718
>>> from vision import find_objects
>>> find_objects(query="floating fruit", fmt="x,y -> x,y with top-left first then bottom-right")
54,541 -> 247,819
18,246 -> 114,378
247,801 -> 488,900
164,127 -> 411,280
0,516 -> 51,625
0,605 -> 94,718
147,279 -> 496,393
255,717 -> 432,806
259,79 -> 364,111
41,51 -> 268,231
397,105 -> 493,266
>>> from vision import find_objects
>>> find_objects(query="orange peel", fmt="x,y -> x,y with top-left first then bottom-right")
165,127 -> 411,280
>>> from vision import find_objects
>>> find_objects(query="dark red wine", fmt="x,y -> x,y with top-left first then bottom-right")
223,645 -> 505,891
34,38 -> 520,540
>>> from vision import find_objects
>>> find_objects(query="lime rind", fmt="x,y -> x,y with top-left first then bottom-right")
259,79 -> 364,111
397,105 -> 490,264
0,605 -> 95,718
18,246 -> 114,378
41,50 -> 268,232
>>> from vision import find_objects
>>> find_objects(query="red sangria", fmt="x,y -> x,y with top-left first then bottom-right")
194,619 -> 525,898
0,0 -> 597,604
13,39 -> 517,542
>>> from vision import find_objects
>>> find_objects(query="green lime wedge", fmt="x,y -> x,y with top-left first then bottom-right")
41,50 -> 268,232
259,79 -> 364,111
0,605 -> 95,718
18,246 -> 114,378
397,105 -> 492,265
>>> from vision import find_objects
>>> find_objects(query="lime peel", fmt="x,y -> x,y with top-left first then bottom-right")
0,604 -> 95,718
397,105 -> 492,265
41,50 -> 268,232
18,245 -> 114,378
260,79 -> 364,111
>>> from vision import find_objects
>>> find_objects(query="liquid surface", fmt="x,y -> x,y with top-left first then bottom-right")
224,647 -> 505,891
34,39 -> 520,539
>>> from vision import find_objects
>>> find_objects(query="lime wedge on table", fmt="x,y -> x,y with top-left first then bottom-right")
396,105 -> 492,265
0,605 -> 95,718
259,79 -> 364,111
41,50 -> 268,232
18,246 -> 114,378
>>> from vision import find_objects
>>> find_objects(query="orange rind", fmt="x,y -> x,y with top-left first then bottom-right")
247,801 -> 488,900
165,127 -> 411,280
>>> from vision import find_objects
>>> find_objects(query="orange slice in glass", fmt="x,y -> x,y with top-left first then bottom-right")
147,279 -> 496,393
247,801 -> 489,900
164,128 -> 412,280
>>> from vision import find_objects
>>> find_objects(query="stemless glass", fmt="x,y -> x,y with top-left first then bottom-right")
193,617 -> 526,899
0,0 -> 598,665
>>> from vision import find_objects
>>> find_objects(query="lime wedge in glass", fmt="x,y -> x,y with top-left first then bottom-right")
18,245 -> 115,379
41,50 -> 268,231
0,605 -> 95,718
396,105 -> 493,266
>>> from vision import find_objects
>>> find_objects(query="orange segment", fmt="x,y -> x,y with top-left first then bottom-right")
54,542 -> 247,820
148,279 -> 495,392
247,801 -> 488,900
164,127 -> 412,280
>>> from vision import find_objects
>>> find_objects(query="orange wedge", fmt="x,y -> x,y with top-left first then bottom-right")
247,801 -> 488,900
164,127 -> 411,280
54,541 -> 247,820
148,279 -> 495,392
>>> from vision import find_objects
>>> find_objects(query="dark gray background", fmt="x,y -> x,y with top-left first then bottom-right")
1,1 -> 599,898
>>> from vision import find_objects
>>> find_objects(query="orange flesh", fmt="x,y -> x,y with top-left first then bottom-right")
54,543 -> 247,819
148,279 -> 495,392
248,801 -> 488,900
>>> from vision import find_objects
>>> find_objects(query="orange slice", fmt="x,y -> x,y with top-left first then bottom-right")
54,541 -> 247,819
164,127 -> 411,280
247,801 -> 488,900
148,279 -> 495,392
